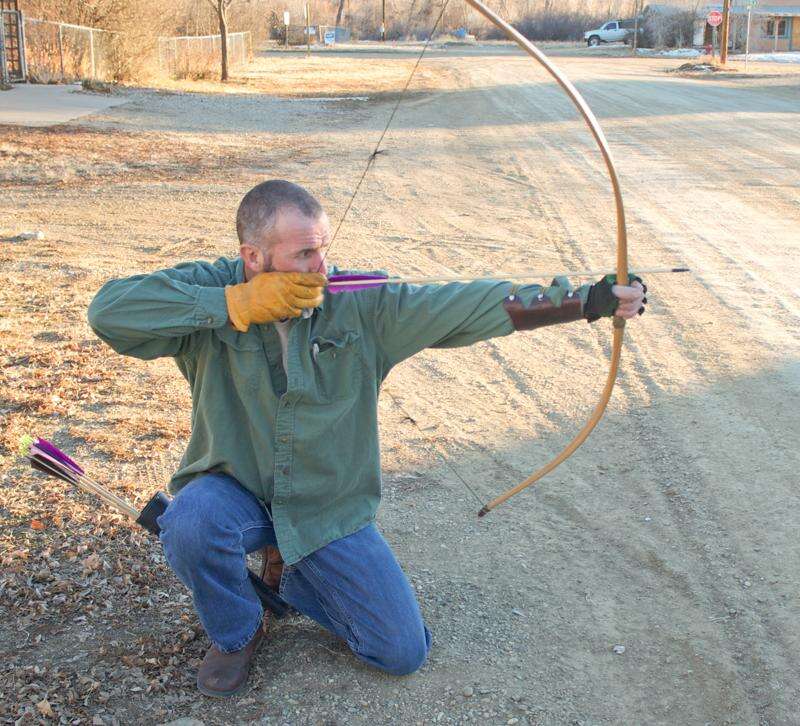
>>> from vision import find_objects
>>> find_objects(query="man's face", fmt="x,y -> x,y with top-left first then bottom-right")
244,206 -> 331,279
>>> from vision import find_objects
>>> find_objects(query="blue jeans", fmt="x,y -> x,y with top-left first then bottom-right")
157,472 -> 431,675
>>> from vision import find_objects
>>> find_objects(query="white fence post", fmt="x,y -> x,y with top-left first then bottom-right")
19,10 -> 28,81
0,14 -> 9,86
745,7 -> 752,71
57,23 -> 64,80
89,27 -> 95,78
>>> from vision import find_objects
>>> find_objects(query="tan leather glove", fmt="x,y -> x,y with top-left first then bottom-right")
224,271 -> 326,332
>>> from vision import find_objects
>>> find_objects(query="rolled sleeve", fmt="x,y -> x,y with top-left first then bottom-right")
87,257 -> 239,360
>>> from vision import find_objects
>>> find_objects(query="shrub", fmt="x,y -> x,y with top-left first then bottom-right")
640,9 -> 697,49
487,9 -> 607,42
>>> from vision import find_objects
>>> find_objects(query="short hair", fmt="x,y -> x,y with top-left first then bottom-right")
236,180 -> 323,247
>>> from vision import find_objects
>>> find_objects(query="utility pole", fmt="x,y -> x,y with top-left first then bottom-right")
772,14 -> 778,51
381,0 -> 386,41
720,0 -> 732,64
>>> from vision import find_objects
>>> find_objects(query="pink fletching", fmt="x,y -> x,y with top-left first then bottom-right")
34,437 -> 84,475
327,273 -> 389,294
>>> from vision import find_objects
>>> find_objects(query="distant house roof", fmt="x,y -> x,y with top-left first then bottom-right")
645,2 -> 749,15
745,4 -> 800,14
700,3 -> 800,14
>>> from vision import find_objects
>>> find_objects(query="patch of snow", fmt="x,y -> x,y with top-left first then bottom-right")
638,47 -> 701,58
733,51 -> 800,64
289,96 -> 369,103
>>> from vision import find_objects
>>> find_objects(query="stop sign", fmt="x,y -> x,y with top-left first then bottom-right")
707,10 -> 723,26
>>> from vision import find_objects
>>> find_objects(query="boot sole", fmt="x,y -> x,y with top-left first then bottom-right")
197,675 -> 251,699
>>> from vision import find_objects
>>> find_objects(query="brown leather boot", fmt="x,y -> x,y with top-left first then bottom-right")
197,627 -> 264,698
259,545 -> 284,591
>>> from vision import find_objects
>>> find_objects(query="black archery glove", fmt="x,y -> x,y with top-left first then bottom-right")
584,274 -> 645,323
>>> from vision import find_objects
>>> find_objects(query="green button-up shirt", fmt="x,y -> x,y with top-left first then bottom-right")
87,256 -> 588,564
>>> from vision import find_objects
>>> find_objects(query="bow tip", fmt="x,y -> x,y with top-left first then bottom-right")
477,505 -> 490,518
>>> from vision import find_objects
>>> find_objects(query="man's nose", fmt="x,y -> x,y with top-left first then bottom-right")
314,255 -> 327,276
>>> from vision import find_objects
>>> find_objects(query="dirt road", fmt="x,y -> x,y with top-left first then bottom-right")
2,46 -> 799,725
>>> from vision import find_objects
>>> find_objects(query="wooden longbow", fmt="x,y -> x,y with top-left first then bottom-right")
460,0 -> 630,516
323,1 -> 630,516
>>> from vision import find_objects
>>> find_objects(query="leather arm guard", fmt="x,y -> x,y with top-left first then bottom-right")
503,291 -> 583,331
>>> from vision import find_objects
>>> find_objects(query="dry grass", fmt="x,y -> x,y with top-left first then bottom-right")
0,124 -> 309,187
143,50 -> 457,97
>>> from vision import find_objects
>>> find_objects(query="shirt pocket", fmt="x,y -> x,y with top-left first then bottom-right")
309,331 -> 363,403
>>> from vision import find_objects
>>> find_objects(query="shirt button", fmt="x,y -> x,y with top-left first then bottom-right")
281,466 -> 290,476
279,436 -> 289,444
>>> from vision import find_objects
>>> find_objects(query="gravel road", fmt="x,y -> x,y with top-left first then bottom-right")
1,45 -> 798,725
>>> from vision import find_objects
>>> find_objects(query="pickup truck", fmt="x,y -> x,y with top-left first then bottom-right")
584,19 -> 636,46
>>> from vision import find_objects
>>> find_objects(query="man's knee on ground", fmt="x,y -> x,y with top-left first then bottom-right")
377,634 -> 429,676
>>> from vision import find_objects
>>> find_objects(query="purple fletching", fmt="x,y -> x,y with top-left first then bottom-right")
327,273 -> 389,294
34,437 -> 84,475
28,446 -> 81,484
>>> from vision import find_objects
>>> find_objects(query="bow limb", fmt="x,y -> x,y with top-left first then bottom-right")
477,325 -> 624,516
465,0 -> 629,516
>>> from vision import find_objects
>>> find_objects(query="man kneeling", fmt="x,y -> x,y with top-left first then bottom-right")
87,180 -> 646,696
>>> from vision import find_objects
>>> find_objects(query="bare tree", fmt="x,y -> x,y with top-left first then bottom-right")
405,0 -> 417,28
205,0 -> 233,80
335,0 -> 346,27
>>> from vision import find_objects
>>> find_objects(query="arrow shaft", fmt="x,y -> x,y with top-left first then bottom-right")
31,455 -> 139,519
327,267 -> 688,289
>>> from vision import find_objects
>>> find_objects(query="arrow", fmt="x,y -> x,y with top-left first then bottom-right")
326,267 -> 689,293
19,435 -> 290,618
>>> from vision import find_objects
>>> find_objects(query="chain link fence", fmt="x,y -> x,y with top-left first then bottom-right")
23,17 -> 119,82
21,18 -> 252,82
156,31 -> 252,79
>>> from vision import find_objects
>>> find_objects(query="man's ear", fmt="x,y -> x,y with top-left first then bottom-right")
240,243 -> 265,277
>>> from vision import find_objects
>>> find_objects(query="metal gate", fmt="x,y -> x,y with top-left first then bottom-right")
1,0 -> 27,83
